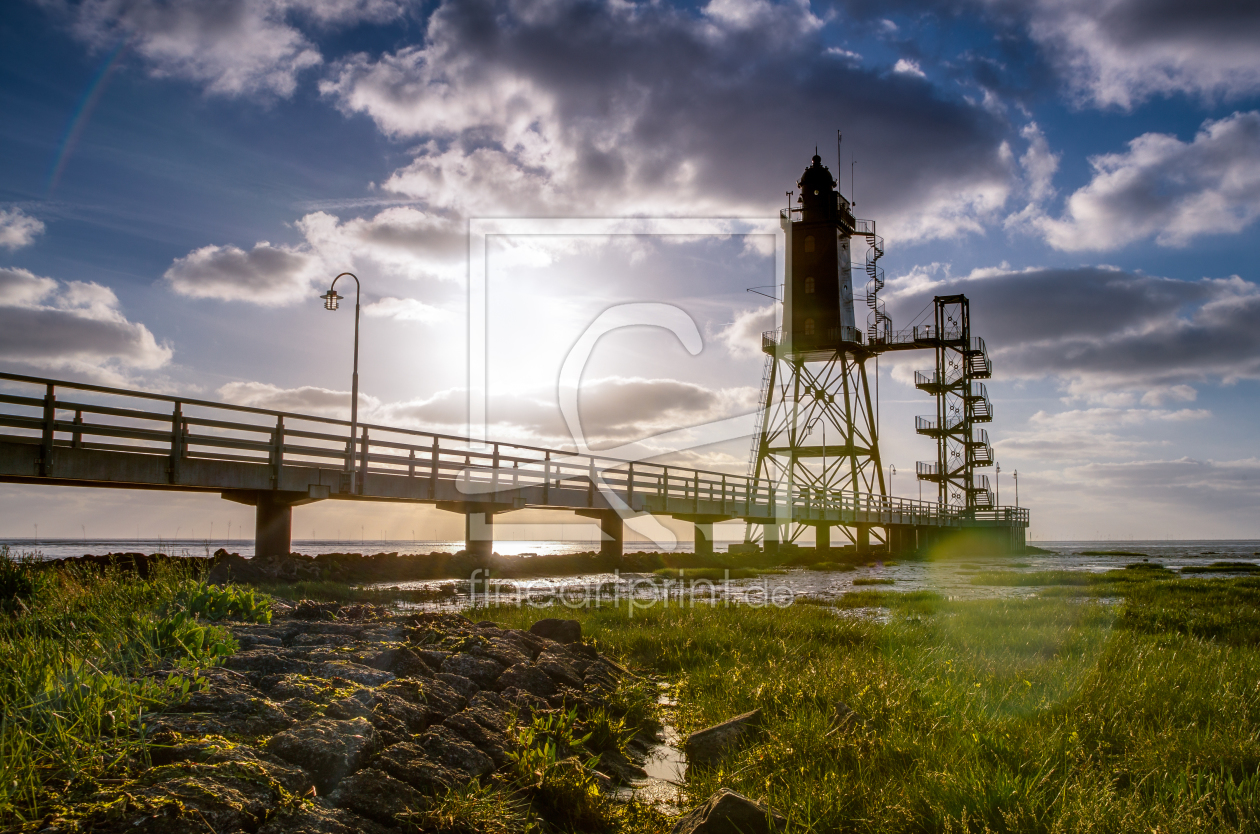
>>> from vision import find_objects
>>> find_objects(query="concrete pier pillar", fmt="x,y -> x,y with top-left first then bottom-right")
576,509 -> 624,560
600,512 -> 624,560
815,523 -> 830,556
255,492 -> 293,557
465,512 -> 493,560
695,522 -> 714,558
763,523 -> 779,557
855,524 -> 870,554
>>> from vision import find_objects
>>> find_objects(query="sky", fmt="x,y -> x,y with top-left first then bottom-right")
0,0 -> 1258,545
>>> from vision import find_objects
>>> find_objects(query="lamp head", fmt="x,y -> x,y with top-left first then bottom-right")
321,289 -> 342,311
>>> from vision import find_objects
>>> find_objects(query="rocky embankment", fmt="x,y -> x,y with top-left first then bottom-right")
35,608 -> 641,833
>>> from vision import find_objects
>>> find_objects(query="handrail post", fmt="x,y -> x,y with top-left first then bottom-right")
39,383 -> 55,477
492,443 -> 501,498
429,436 -> 439,499
543,451 -> 551,504
272,415 -> 285,489
169,401 -> 184,485
72,410 -> 83,450
357,427 -> 368,494
408,448 -> 416,478
587,457 -> 596,507
628,462 -> 635,509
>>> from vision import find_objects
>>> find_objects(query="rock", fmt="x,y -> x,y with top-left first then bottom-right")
529,618 -> 582,644
416,725 -> 495,777
375,742 -> 463,795
257,802 -> 396,834
476,636 -> 531,668
536,651 -> 583,689
684,709 -> 762,767
499,686 -> 550,716
437,672 -> 480,699
329,768 -> 424,824
223,648 -> 312,679
417,649 -> 451,669
495,663 -> 558,699
265,718 -> 377,794
386,646 -> 434,678
311,660 -> 394,686
670,788 -> 787,834
443,710 -> 512,768
441,652 -> 503,687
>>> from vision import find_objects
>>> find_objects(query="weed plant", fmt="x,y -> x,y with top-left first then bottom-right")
0,550 -> 261,826
487,573 -> 1260,832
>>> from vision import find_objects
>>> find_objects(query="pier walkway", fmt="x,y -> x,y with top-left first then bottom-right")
0,372 -> 1027,557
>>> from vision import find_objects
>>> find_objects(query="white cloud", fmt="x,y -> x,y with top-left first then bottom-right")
70,0 -> 323,97
885,264 -> 1260,399
319,0 -> 1016,245
715,304 -> 776,359
165,206 -> 466,307
1027,111 -> 1260,251
0,209 -> 45,251
217,375 -> 757,451
363,296 -> 448,323
893,58 -> 925,77
0,267 -> 170,382
296,206 -> 465,282
164,241 -> 319,305
1021,0 -> 1260,109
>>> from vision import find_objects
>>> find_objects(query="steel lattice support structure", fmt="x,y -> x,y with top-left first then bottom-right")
751,342 -> 885,548
747,153 -> 887,550
912,295 -> 994,512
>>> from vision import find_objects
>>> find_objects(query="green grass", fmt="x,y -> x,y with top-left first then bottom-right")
0,549 -> 264,826
852,577 -> 896,586
1181,561 -> 1260,575
481,574 -> 1260,832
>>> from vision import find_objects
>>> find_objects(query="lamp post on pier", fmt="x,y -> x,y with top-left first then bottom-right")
1013,469 -> 1019,507
321,273 -> 361,491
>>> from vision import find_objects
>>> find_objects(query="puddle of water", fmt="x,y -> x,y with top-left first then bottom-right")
615,686 -> 688,813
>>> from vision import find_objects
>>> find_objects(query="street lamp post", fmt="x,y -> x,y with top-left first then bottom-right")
888,464 -> 895,503
321,273 -> 361,491
1013,469 -> 1019,507
995,462 -> 1001,506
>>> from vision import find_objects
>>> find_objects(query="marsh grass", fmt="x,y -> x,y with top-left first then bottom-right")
485,575 -> 1260,832
0,549 -> 252,826
250,578 -> 460,605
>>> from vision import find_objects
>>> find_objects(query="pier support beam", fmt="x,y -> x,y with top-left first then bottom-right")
575,509 -> 624,560
763,523 -> 779,557
855,524 -> 870,554
465,512 -> 494,560
435,502 -> 500,561
694,522 -> 714,558
815,523 -> 831,556
221,486 -> 330,557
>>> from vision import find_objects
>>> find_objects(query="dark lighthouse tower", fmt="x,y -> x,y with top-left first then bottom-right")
748,153 -> 888,552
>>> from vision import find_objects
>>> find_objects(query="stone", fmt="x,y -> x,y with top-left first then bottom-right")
441,652 -> 504,687
499,686 -> 550,717
536,651 -> 583,689
495,663 -> 558,699
265,718 -> 376,794
417,649 -> 451,669
443,710 -> 512,768
684,709 -> 762,767
223,648 -> 312,679
329,768 -> 425,824
375,742 -> 464,795
529,618 -> 582,644
387,646 -> 434,678
476,636 -> 531,668
257,803 -> 396,834
416,725 -> 495,777
311,661 -> 394,686
437,672 -> 480,699
670,789 -> 787,834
